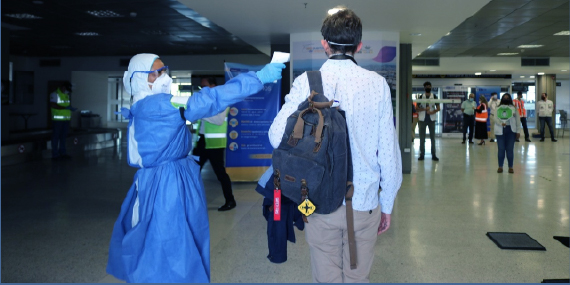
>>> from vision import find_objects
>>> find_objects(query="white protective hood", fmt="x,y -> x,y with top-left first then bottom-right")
123,53 -> 160,104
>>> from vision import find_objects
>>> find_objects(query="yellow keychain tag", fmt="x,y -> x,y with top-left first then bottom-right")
298,198 -> 316,216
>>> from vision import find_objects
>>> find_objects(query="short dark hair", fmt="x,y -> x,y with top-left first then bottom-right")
492,92 -> 498,96
423,81 -> 432,87
321,7 -> 362,54
543,92 -> 547,96
201,77 -> 216,86
516,91 -> 522,96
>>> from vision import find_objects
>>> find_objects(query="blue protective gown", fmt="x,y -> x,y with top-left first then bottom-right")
107,72 -> 263,283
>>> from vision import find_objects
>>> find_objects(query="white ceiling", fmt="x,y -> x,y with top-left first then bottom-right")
180,0 -> 492,57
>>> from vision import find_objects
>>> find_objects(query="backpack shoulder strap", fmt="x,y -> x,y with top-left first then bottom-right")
306,71 -> 324,99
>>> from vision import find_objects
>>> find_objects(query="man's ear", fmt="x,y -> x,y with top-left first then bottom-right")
356,42 -> 363,53
321,40 -> 329,51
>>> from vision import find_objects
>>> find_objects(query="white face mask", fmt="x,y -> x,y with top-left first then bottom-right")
148,73 -> 172,94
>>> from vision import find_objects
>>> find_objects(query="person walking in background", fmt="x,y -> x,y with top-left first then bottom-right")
49,81 -> 77,160
493,93 -> 520,174
513,91 -> 531,142
412,101 -> 418,142
474,95 -> 489,145
488,92 -> 499,142
537,92 -> 557,142
416,81 -> 440,161
460,93 -> 476,144
193,77 -> 237,212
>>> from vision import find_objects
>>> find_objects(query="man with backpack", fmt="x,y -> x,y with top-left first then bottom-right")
268,7 -> 402,283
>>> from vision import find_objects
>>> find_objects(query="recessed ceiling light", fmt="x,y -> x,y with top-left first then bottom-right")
517,45 -> 543,48
410,33 -> 422,36
75,32 -> 99,36
489,70 -> 496,72
417,53 -> 421,56
530,76 -> 535,78
497,53 -> 518,55
171,76 -> 177,79
445,32 -> 451,36
5,13 -> 42,19
475,72 -> 481,75
537,72 -> 545,75
562,70 -> 568,72
140,29 -> 169,35
87,10 -> 123,17
554,31 -> 570,36
520,76 -> 525,78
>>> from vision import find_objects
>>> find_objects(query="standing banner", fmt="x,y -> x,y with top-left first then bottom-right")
476,86 -> 501,131
224,62 -> 281,181
442,86 -> 468,133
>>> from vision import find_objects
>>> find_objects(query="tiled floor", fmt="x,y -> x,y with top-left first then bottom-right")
2,135 -> 569,283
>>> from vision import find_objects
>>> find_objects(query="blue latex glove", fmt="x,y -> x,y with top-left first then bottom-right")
114,107 -> 132,119
256,63 -> 286,84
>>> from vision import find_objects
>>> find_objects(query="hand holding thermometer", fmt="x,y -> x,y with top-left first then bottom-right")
270,52 -> 290,83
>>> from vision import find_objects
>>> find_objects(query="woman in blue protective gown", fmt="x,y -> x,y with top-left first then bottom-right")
106,53 -> 284,283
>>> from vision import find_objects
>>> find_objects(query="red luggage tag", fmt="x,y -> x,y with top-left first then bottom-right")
274,188 -> 281,221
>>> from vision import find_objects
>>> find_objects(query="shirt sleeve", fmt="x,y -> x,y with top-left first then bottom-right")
268,72 -> 310,148
50,92 -> 58,103
377,77 -> 403,214
514,106 -> 521,133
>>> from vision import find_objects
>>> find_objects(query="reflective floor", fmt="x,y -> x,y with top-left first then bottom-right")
1,135 -> 569,283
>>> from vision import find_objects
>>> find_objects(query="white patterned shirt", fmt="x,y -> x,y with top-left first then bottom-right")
268,59 -> 402,214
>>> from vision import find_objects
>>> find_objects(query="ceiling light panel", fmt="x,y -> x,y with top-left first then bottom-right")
554,31 -> 570,36
87,10 -> 123,18
497,53 -> 519,55
517,45 -> 544,48
5,13 -> 42,19
75,32 -> 99,36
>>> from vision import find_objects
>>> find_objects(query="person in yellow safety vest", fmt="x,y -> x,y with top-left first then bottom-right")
412,101 -> 418,142
50,81 -> 77,160
513,91 -> 531,142
192,77 -> 236,211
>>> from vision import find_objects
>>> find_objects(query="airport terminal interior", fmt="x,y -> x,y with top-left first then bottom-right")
1,0 -> 570,283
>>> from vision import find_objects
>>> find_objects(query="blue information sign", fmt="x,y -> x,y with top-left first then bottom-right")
224,62 -> 281,168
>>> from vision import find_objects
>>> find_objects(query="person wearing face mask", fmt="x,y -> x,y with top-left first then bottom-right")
192,77 -> 236,212
106,53 -> 285,283
49,81 -> 78,160
488,92 -> 500,142
493,93 -> 521,174
268,7 -> 402,282
537,92 -> 557,142
474,95 -> 489,145
513,91 -> 531,142
460,93 -> 476,144
416,81 -> 441,161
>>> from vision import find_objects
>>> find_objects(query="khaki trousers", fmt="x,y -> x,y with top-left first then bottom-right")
305,205 -> 381,283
